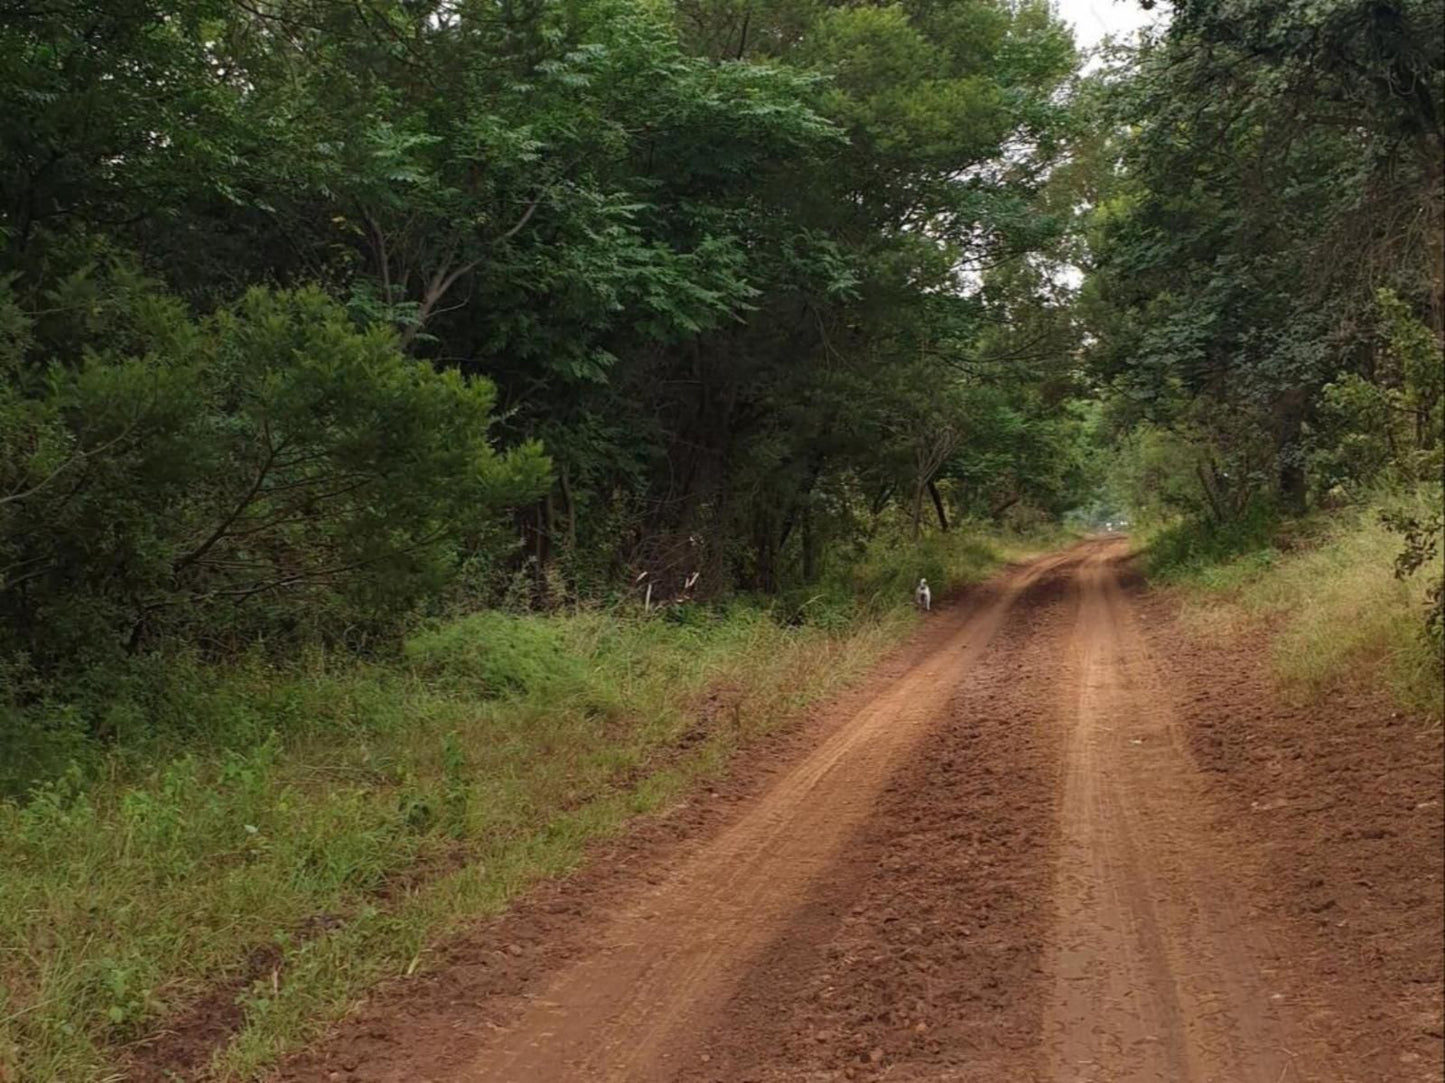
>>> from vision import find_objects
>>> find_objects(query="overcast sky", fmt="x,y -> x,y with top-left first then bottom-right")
1053,0 -> 1166,51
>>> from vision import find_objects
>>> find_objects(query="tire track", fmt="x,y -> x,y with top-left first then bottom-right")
670,557 -> 1079,1082
443,551 -> 1079,1082
1039,541 -> 1338,1082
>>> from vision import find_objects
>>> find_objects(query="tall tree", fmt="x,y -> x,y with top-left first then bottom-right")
1085,0 -> 1444,514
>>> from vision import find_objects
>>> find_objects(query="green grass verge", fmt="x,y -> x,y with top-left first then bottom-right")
0,527 -> 1053,1082
1142,492 -> 1443,720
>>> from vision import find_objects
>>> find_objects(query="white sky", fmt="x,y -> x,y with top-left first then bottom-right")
1052,0 -> 1166,50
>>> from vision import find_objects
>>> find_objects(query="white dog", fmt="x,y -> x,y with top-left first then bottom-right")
915,577 -> 931,612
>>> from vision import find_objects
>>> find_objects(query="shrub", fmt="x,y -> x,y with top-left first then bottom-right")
1156,493 -> 1444,719
1143,503 -> 1280,585
0,275 -> 549,685
404,611 -> 585,698
846,529 -> 1002,611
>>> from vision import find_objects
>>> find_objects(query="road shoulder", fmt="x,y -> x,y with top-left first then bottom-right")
1137,581 -> 1445,1081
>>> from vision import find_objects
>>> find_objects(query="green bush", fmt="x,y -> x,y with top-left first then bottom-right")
1143,503 -> 1280,585
1155,492 -> 1443,720
0,272 -> 548,687
847,529 -> 1002,610
774,584 -> 861,631
403,612 -> 586,698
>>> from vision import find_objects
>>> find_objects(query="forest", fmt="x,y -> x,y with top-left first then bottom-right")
0,0 -> 1441,1078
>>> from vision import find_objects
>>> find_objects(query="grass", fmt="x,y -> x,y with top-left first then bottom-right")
0,526 -> 1053,1082
1144,492 -> 1444,720
850,524 -> 1076,604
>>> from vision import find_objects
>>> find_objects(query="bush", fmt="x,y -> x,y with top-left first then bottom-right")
1154,492 -> 1444,720
403,612 -> 585,697
0,273 -> 549,685
773,583 -> 861,630
1143,503 -> 1280,586
847,529 -> 1003,610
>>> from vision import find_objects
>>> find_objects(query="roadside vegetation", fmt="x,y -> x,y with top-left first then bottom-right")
0,525 -> 1046,1081
1142,493 -> 1444,721
1079,0 -> 1443,720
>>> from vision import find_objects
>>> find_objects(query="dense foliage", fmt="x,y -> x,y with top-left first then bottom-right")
1083,0 -> 1443,517
4,0 -> 1439,745
1078,0 -> 1444,639
1,0 -> 1095,733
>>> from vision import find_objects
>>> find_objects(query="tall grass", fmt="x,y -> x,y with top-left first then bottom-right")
1141,503 -> 1281,591
0,527 -> 1054,1082
1149,493 -> 1443,720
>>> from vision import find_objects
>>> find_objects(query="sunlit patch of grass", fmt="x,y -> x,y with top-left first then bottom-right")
1148,492 -> 1443,721
0,529 -> 1041,1082
1235,505 -> 1442,718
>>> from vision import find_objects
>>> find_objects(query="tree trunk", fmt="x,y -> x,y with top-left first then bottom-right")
534,501 -> 550,601
1279,460 -> 1307,515
989,495 -> 1020,522
1196,461 -> 1226,523
754,513 -> 779,593
869,482 -> 895,518
778,457 -> 825,555
801,503 -> 818,583
928,480 -> 949,532
559,465 -> 577,552
1274,389 -> 1309,514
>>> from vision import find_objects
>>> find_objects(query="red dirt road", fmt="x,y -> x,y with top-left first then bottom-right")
279,540 -> 1444,1083
1041,545 -> 1326,1082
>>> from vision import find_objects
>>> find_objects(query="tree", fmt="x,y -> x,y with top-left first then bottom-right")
1084,0 -> 1444,514
0,275 -> 547,676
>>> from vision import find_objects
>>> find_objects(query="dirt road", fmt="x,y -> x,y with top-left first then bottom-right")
1041,545 -> 1326,1082
280,540 -> 1444,1083
457,550 -> 1074,1083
